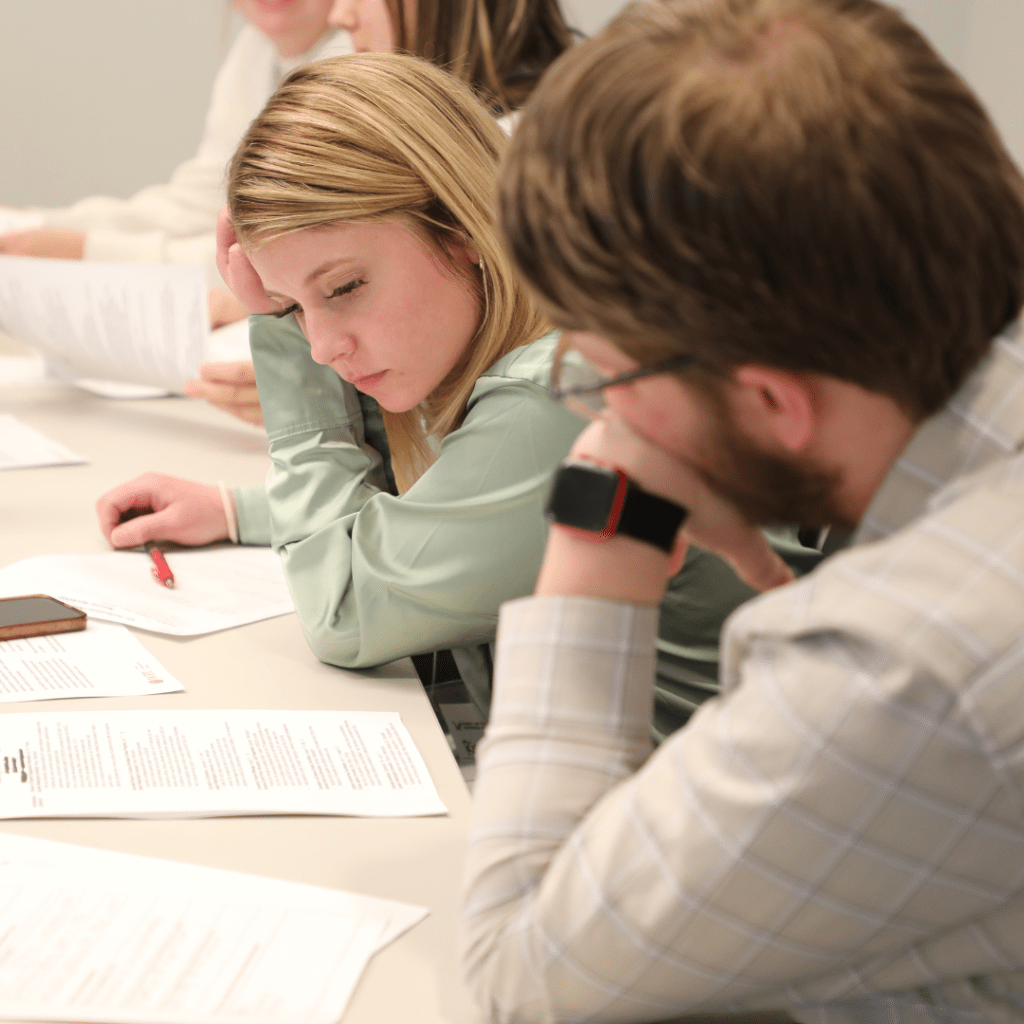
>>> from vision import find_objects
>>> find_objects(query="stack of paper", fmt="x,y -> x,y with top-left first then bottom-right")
0,708 -> 448,819
0,547 -> 294,635
0,831 -> 427,1024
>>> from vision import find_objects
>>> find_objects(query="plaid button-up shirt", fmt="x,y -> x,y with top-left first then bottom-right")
462,323 -> 1024,1024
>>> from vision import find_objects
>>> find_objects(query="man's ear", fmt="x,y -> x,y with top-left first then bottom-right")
732,365 -> 816,454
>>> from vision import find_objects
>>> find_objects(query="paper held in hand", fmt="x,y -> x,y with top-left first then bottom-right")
0,708 -> 447,819
0,255 -> 207,391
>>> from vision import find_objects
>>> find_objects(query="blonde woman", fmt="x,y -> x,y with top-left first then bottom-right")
96,54 -> 585,702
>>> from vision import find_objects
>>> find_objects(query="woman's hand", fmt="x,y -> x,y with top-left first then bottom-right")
215,207 -> 278,314
183,362 -> 264,426
96,474 -> 232,549
0,227 -> 85,260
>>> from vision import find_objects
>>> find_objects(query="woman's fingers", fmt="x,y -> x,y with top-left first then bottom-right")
96,474 -> 230,548
183,362 -> 264,426
215,207 -> 276,314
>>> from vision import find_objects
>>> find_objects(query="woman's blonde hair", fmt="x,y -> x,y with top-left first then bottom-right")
228,53 -> 550,491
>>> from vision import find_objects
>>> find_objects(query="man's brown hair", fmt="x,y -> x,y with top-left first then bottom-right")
499,0 -> 1024,418
386,0 -> 574,112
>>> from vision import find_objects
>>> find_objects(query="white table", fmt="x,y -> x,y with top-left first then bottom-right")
0,345 -> 480,1024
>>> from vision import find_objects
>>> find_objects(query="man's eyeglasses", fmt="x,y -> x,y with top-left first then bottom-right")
549,340 -> 699,419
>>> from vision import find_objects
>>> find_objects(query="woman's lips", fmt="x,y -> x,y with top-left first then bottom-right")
348,370 -> 388,390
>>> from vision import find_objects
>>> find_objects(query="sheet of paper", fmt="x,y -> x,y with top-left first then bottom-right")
0,860 -> 388,1024
0,621 -> 183,703
0,708 -> 447,819
0,255 -> 207,391
0,831 -> 427,951
0,414 -> 87,469
0,548 -> 294,636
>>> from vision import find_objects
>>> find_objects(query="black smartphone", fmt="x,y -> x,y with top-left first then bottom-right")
0,595 -> 87,642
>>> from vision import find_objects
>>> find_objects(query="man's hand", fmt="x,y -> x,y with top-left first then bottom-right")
96,474 -> 232,549
183,361 -> 264,426
0,227 -> 85,260
215,207 -> 277,314
536,413 -> 793,604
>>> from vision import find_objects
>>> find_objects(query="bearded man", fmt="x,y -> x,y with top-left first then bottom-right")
460,2 -> 1024,1023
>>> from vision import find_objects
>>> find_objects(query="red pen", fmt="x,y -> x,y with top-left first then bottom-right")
145,541 -> 175,589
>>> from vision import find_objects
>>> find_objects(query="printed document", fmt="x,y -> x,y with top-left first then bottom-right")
0,547 -> 294,636
0,833 -> 428,1024
0,621 -> 183,702
0,255 -> 206,391
0,413 -> 87,469
0,708 -> 447,818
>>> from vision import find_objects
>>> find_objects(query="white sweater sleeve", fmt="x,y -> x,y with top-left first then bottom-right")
37,26 -> 351,288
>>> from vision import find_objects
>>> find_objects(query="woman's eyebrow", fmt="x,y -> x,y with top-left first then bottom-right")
304,256 -> 359,286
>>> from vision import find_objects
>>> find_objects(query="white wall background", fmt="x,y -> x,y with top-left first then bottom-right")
0,1 -> 239,207
0,1 -> 1021,209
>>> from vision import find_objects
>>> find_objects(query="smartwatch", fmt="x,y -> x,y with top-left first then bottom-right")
544,459 -> 688,553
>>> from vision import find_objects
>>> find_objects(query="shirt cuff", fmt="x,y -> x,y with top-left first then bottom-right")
233,483 -> 271,546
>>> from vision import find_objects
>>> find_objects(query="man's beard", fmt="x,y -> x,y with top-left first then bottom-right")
693,403 -> 856,530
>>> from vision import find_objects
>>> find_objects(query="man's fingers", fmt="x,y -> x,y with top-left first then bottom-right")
712,528 -> 795,592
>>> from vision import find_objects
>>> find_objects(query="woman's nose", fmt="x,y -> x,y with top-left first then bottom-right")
328,0 -> 357,30
303,310 -> 354,366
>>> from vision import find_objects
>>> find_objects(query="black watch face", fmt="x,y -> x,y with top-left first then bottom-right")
545,463 -> 622,531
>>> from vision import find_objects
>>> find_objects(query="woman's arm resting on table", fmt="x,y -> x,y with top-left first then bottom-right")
96,473 -> 232,548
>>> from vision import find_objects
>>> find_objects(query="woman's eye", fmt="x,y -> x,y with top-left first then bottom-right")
272,302 -> 301,319
330,279 -> 365,299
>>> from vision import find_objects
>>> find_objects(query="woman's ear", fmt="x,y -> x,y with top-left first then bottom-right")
732,365 -> 816,454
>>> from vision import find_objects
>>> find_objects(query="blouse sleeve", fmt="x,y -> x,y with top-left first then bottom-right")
250,314 -> 584,669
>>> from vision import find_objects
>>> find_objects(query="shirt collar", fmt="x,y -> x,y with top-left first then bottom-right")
855,320 -> 1024,544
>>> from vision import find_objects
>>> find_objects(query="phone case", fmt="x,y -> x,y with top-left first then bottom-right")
0,594 -> 88,642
